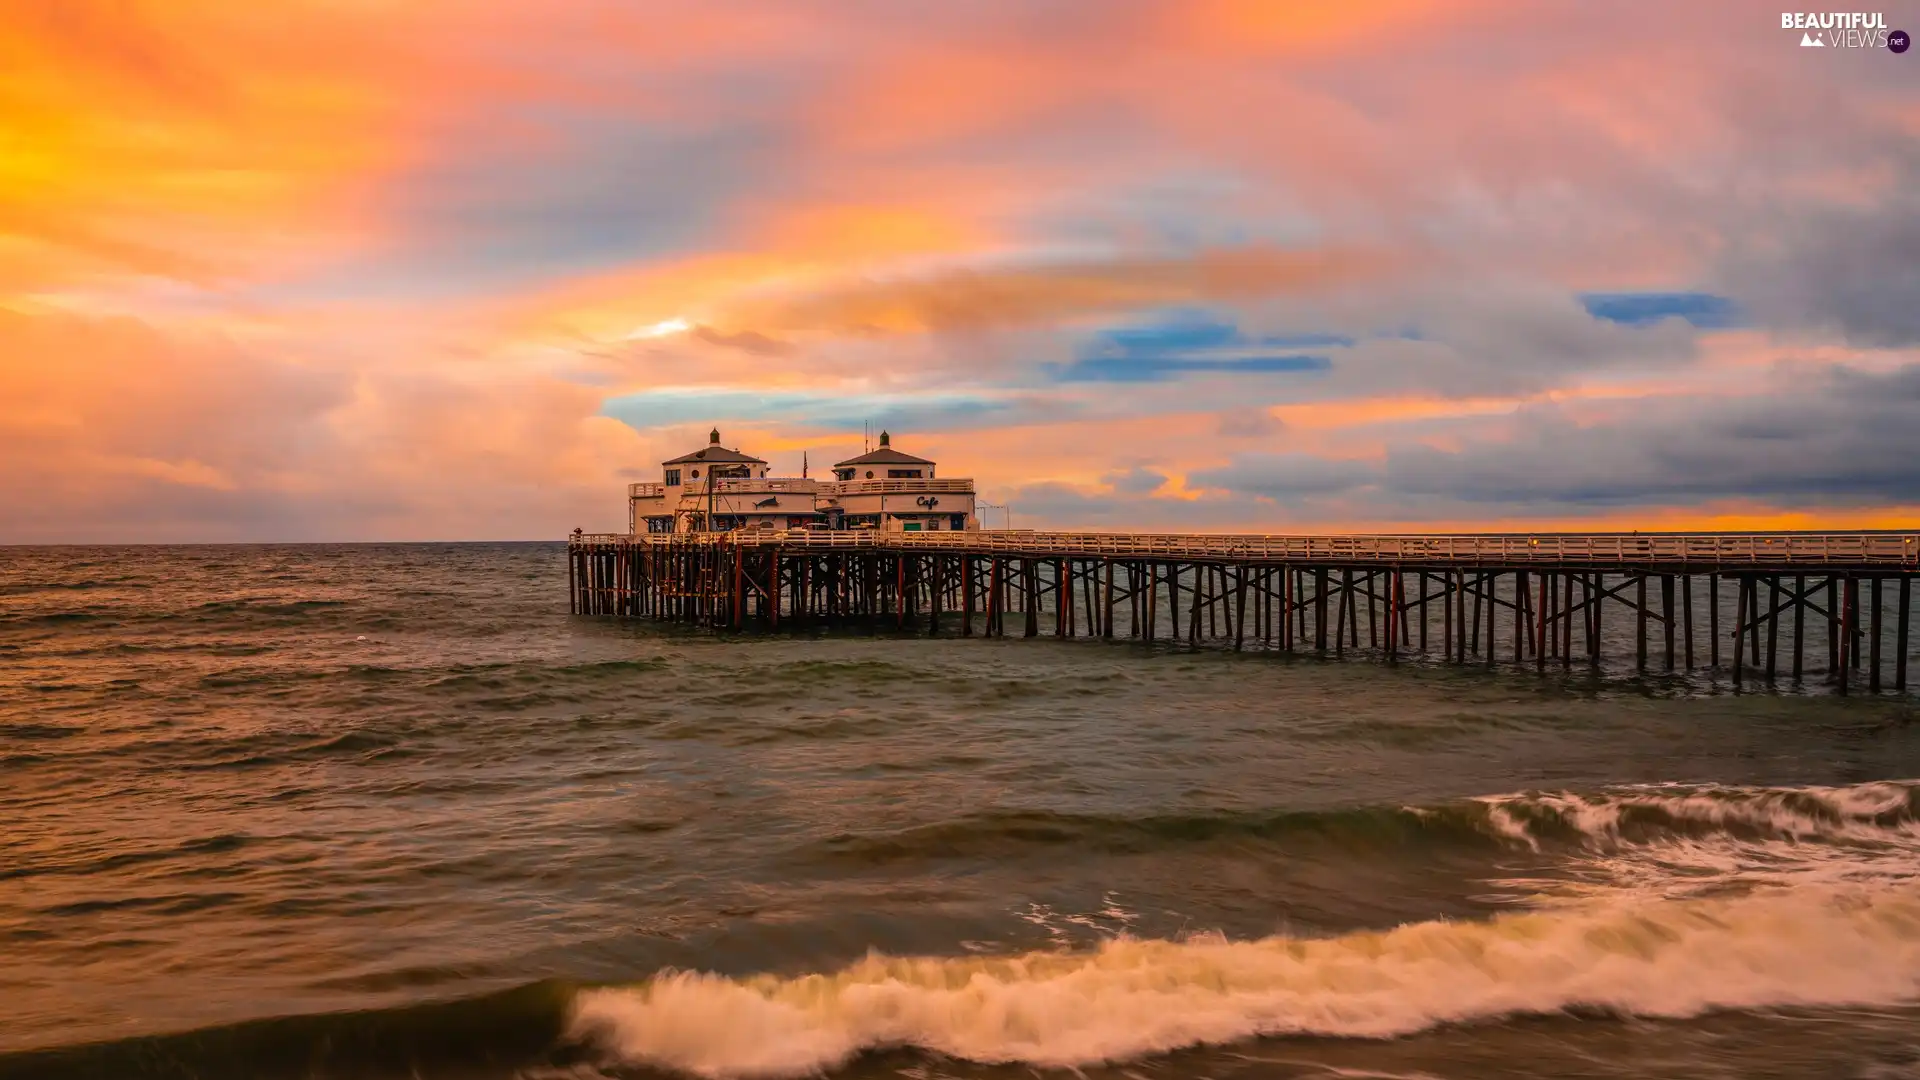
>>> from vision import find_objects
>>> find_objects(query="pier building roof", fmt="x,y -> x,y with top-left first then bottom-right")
665,428 -> 767,466
834,431 -> 933,468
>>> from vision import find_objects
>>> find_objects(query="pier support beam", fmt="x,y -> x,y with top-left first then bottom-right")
569,534 -> 1918,698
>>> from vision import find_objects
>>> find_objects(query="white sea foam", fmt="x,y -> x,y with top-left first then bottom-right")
1474,781 -> 1920,851
573,784 -> 1920,1076
570,882 -> 1920,1078
1476,781 -> 1920,904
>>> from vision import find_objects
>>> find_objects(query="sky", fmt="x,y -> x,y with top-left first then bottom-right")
3,0 -> 1918,542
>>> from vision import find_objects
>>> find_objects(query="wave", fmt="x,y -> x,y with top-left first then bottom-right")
1477,782 -> 1920,903
570,882 -> 1920,1078
0,981 -> 576,1080
811,806 -> 1505,865
812,781 -> 1920,867
1475,781 -> 1920,850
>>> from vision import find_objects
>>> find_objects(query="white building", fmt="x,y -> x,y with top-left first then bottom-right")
627,428 -> 977,534
628,429 -> 823,534
818,432 -> 975,532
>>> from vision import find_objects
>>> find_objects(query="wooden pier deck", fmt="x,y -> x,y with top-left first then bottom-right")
567,530 -> 1920,695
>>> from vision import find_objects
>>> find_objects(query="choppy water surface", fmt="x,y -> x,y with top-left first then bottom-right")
3,543 -> 1920,1080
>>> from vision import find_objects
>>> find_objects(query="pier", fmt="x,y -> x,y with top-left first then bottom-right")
567,530 -> 1920,695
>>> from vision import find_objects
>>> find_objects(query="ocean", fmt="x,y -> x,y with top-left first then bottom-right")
3,542 -> 1919,1080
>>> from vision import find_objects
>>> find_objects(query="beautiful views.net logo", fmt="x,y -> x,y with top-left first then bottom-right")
1781,11 -> 1909,50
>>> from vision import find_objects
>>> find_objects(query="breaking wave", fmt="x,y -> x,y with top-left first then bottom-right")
811,780 -> 1920,866
570,883 -> 1920,1077
1474,780 -> 1920,850
572,781 -> 1920,1077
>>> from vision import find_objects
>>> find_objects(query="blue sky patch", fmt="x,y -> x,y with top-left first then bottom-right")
1052,353 -> 1331,383
1050,310 -> 1343,383
1579,292 -> 1746,329
600,389 -> 1019,434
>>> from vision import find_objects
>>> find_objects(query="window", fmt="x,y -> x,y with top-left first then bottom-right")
865,470 -> 874,479
950,514 -> 967,531
664,469 -> 680,486
834,468 -> 855,481
690,469 -> 700,479
887,469 -> 921,478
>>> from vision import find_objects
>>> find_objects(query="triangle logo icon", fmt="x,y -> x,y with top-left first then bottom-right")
1801,31 -> 1824,45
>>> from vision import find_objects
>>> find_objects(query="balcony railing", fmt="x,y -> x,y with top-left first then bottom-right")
716,478 -> 820,493
631,478 -> 820,499
818,478 -> 975,496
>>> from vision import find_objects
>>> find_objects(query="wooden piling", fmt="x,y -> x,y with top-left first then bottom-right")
1786,574 -> 1802,683
1735,576 -> 1751,684
1896,575 -> 1910,693
1869,577 -> 1883,693
1708,573 -> 1720,669
1562,572 -> 1574,667
1837,576 -> 1852,696
1592,572 -> 1605,667
1681,574 -> 1694,670
1828,576 -> 1840,677
1316,569 -> 1329,653
962,556 -> 975,636
1233,566 -> 1249,651
1536,571 -> 1550,672
1661,575 -> 1676,672
1024,560 -> 1039,639
1103,560 -> 1115,639
1764,576 -> 1779,683
1384,568 -> 1399,662
1636,574 -> 1648,672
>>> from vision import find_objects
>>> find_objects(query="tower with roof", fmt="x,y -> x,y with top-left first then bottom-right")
628,429 -> 821,534
823,431 -> 975,532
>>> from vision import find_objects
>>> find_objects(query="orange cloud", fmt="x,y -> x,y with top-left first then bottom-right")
0,303 -> 652,541
710,245 -> 1401,339
1167,0 -> 1492,56
0,2 -> 415,294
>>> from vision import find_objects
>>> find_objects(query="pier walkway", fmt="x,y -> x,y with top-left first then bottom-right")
568,530 -> 1920,695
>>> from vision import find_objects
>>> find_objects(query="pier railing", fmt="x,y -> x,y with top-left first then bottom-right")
629,478 -> 823,500
571,530 -> 1920,566
816,478 -> 976,496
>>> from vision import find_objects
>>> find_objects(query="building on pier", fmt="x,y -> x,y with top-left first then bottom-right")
821,432 -> 973,533
627,428 -> 977,534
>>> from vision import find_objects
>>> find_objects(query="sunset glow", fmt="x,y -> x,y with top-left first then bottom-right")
3,0 -> 1914,541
